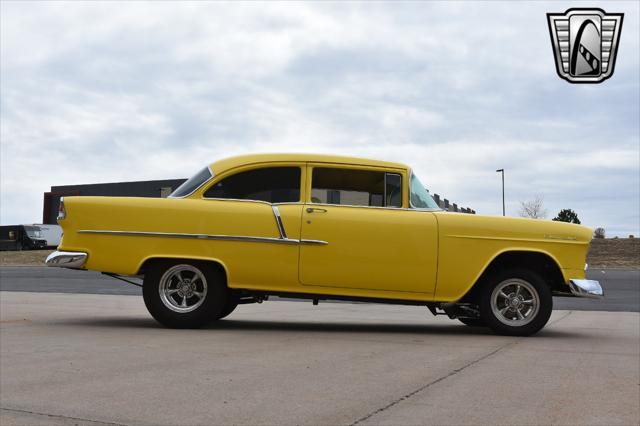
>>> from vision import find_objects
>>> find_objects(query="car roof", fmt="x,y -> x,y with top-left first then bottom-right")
209,153 -> 409,175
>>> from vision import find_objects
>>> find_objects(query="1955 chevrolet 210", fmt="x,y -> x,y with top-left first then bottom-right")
46,154 -> 603,335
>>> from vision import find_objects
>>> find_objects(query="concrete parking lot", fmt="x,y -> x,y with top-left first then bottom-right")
1,291 -> 638,426
1,267 -> 638,312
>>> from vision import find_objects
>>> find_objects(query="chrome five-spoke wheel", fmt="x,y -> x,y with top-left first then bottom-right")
479,268 -> 552,336
159,264 -> 208,313
490,278 -> 540,326
143,260 -> 229,328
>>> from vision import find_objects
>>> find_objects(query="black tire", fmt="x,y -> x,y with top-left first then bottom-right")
215,298 -> 239,320
458,317 -> 486,327
143,260 -> 230,329
479,268 -> 552,336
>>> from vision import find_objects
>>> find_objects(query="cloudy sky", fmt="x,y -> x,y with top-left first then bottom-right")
1,1 -> 638,236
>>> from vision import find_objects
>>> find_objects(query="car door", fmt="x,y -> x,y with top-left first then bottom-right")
201,164 -> 305,290
299,164 -> 438,295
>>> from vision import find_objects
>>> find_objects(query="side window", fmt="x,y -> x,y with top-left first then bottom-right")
204,167 -> 301,203
311,168 -> 402,207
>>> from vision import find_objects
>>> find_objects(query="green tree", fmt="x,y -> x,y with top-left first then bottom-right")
553,209 -> 581,224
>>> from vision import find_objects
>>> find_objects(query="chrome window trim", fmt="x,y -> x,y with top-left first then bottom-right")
202,197 -> 273,205
408,170 -> 418,209
201,196 -> 438,212
78,230 -> 327,245
202,197 -> 305,208
272,202 -> 303,206
383,173 -> 387,206
408,206 -> 442,212
306,202 -> 404,211
167,166 -> 215,199
309,167 -> 405,210
304,201 -> 440,212
384,172 -> 402,208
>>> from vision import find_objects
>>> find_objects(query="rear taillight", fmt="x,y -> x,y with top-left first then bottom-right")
57,197 -> 66,220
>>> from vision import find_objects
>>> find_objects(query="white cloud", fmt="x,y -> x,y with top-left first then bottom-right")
1,1 -> 638,236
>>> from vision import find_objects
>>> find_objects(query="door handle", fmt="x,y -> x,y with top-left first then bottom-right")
306,207 -> 327,213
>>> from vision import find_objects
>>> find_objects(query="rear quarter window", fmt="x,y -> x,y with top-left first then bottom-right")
169,167 -> 213,198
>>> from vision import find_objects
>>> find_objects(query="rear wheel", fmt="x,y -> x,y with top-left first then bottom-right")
215,298 -> 239,320
143,261 -> 229,328
479,268 -> 552,336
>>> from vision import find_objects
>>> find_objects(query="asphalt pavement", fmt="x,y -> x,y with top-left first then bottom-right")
0,267 -> 638,311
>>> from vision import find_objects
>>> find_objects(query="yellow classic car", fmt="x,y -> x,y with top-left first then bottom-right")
46,153 -> 602,335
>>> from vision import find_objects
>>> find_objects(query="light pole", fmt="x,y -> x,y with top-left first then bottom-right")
496,169 -> 505,216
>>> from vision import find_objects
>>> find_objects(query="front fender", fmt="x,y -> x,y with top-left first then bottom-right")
433,213 -> 591,301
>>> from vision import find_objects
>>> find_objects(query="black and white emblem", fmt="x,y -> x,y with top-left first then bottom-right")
547,8 -> 623,83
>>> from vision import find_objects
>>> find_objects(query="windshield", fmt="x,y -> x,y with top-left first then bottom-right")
409,173 -> 440,209
169,167 -> 213,198
24,226 -> 43,239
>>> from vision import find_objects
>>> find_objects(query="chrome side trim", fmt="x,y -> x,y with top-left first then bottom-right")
300,239 -> 328,245
448,234 -> 586,245
45,251 -> 87,268
544,234 -> 577,241
271,205 -> 288,239
78,230 -> 327,246
568,279 -> 604,299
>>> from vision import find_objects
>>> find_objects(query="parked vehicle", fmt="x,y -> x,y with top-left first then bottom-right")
46,154 -> 602,335
30,224 -> 62,248
1,225 -> 47,251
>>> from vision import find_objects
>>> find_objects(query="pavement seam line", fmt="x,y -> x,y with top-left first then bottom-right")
0,407 -> 126,426
349,341 -> 518,426
350,311 -> 574,426
548,310 -> 572,326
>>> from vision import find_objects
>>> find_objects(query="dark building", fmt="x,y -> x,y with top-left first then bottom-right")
42,179 -> 186,224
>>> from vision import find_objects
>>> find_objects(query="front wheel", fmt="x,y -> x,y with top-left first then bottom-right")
479,268 -> 552,336
143,261 -> 229,328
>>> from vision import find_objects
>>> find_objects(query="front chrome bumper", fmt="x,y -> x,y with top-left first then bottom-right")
45,251 -> 87,269
568,279 -> 604,299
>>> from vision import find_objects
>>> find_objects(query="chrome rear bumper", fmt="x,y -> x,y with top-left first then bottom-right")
45,251 -> 87,269
568,279 -> 604,298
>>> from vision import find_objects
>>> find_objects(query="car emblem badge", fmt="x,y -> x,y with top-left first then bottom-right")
547,8 -> 624,83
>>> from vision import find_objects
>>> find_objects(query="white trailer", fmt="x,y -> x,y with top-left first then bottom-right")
31,224 -> 62,248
